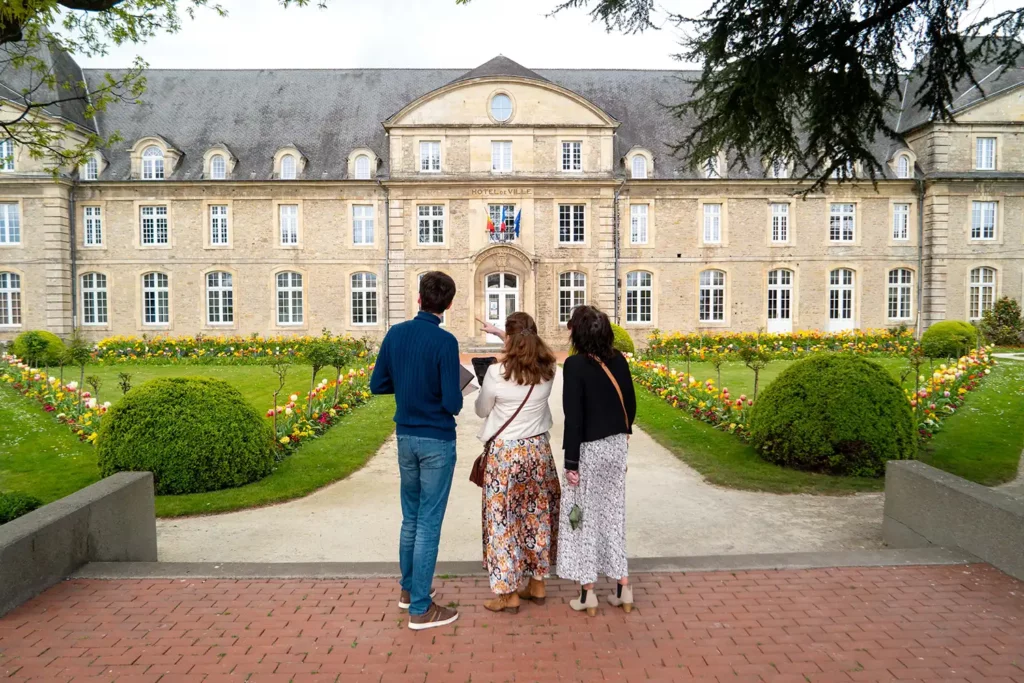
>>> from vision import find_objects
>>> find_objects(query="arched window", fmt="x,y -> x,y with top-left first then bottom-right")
142,146 -> 165,180
631,155 -> 648,179
828,268 -> 855,331
0,272 -> 21,326
896,154 -> 911,179
276,271 -> 303,324
558,271 -> 586,324
769,158 -> 789,179
210,154 -> 226,180
206,271 -> 234,324
888,268 -> 913,320
84,155 -> 99,181
142,272 -> 169,324
354,154 -> 371,180
969,267 -> 996,320
703,155 -> 720,179
699,269 -> 726,322
625,270 -> 652,323
351,272 -> 378,325
81,273 -> 108,325
767,269 -> 793,332
280,154 -> 296,180
0,139 -> 15,171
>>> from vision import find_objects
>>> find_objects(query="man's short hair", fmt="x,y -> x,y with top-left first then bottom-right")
419,271 -> 457,315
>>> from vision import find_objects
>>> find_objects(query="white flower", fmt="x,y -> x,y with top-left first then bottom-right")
67,381 -> 78,390
87,398 -> 97,409
285,407 -> 293,416
290,394 -> 298,402
103,401 -> 111,408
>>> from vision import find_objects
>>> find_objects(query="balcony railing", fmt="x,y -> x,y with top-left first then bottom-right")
488,229 -> 517,244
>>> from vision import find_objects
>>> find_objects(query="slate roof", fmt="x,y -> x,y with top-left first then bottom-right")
0,40 -> 95,131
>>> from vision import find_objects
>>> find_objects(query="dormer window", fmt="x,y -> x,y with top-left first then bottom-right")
896,154 -> 911,179
142,146 -> 165,180
631,155 -> 648,179
84,155 -> 99,181
490,93 -> 513,122
0,140 -> 14,172
769,158 -> 789,179
280,154 -> 297,180
354,154 -> 371,180
210,154 -> 226,180
704,156 -> 720,179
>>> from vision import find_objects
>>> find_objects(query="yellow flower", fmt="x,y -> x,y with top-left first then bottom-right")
280,436 -> 290,444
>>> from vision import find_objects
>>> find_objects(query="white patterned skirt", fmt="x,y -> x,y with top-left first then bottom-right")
555,433 -> 628,584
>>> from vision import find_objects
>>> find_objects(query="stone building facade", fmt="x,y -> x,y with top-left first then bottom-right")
0,54 -> 1022,349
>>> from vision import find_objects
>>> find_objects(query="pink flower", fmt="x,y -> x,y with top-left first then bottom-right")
739,394 -> 747,401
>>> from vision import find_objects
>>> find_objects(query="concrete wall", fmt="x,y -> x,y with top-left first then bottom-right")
883,461 -> 1024,581
0,472 -> 157,616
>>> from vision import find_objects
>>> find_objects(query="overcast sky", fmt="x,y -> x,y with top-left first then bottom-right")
76,0 -> 703,71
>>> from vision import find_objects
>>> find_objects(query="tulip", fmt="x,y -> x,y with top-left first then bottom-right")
290,394 -> 298,402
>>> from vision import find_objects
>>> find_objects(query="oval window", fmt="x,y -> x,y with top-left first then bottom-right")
490,94 -> 512,122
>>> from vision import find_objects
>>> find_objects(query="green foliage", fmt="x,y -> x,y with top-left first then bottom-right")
12,330 -> 65,366
920,321 -> 978,359
611,323 -> 635,355
980,297 -> 1023,346
0,491 -> 44,525
96,377 -> 276,495
738,343 -> 772,400
749,355 -> 916,477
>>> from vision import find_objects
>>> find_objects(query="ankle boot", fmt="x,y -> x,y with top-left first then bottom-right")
607,582 -> 634,613
569,587 -> 599,616
517,578 -> 546,605
483,592 -> 521,614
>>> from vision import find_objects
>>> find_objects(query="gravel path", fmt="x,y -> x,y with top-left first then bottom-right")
156,368 -> 883,562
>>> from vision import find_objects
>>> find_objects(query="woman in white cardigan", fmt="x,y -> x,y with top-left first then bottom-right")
474,312 -> 560,614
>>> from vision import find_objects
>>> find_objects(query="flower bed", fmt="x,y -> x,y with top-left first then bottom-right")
645,328 -> 915,360
910,348 -> 996,439
92,334 -> 372,365
0,355 -> 110,442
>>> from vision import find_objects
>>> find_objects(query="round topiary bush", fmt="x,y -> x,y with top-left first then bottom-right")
97,377 -> 276,495
12,330 -> 66,366
920,320 -> 978,359
0,491 -> 44,525
611,323 -> 635,355
748,355 -> 915,477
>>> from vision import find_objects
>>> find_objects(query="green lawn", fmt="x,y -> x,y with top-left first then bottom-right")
1,363 -> 396,517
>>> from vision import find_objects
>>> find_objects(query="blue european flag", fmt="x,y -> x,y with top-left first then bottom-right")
514,209 -> 521,237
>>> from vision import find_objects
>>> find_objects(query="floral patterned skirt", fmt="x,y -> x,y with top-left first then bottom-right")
482,433 -> 561,595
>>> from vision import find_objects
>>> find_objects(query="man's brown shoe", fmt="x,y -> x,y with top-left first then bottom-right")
408,602 -> 459,631
398,587 -> 436,611
517,578 -> 546,605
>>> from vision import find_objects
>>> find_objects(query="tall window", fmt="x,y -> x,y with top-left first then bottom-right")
210,154 -> 226,180
703,203 -> 722,243
704,156 -> 720,179
84,206 -> 102,246
969,267 -> 996,320
561,141 -> 582,172
630,204 -> 648,244
276,271 -> 304,325
625,271 -> 652,323
351,272 -> 378,325
971,201 -> 997,240
140,206 -> 168,245
81,273 -> 108,325
206,271 -> 234,324
142,272 -> 169,324
767,269 -> 792,324
420,141 -> 441,172
829,203 -> 855,242
558,271 -> 586,323
558,204 -> 586,244
142,146 -> 164,180
353,205 -> 374,245
770,203 -> 789,243
896,154 -> 911,178
631,155 -> 648,179
417,205 -> 445,244
888,268 -> 913,320
976,137 -> 996,170
0,203 -> 21,244
893,203 -> 910,241
699,269 -> 726,322
0,272 -> 21,326
488,204 -> 516,240
280,154 -> 297,180
769,158 -> 789,179
828,268 -> 855,328
84,155 -> 99,181
0,139 -> 14,171
279,204 -> 298,245
210,205 -> 229,245
491,141 -> 512,173
354,154 -> 371,180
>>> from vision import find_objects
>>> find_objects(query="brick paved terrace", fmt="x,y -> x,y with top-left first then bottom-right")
2,564 -> 1023,682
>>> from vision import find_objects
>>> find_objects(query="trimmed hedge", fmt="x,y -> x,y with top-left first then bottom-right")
920,321 -> 978,359
748,355 -> 915,477
97,377 -> 276,495
12,330 -> 66,366
0,491 -> 44,525
611,324 -> 635,355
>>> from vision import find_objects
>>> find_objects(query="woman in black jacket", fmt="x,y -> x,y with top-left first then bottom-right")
556,305 -> 637,616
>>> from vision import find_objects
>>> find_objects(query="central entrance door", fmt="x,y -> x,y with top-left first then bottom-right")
485,272 -> 519,343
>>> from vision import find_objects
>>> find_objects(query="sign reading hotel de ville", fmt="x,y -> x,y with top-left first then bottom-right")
471,188 -> 533,196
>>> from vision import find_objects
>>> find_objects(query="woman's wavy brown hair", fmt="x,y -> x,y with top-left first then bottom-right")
502,312 -> 557,386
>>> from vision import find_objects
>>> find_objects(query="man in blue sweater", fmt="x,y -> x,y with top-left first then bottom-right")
370,271 -> 463,630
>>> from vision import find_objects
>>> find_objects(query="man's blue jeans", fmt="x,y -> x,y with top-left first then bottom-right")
396,435 -> 457,616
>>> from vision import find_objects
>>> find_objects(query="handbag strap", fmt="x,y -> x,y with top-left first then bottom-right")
489,384 -> 535,443
590,354 -> 629,430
